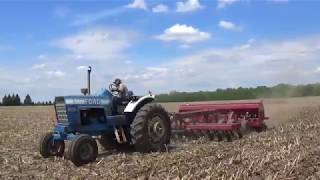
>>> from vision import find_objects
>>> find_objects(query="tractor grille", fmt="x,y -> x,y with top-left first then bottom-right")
55,103 -> 68,123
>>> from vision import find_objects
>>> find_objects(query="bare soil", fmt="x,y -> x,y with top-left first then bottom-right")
0,96 -> 320,179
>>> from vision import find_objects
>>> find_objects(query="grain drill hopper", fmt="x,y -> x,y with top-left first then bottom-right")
170,101 -> 268,141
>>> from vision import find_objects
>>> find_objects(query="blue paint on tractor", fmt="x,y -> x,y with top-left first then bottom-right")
39,67 -> 168,166
52,89 -> 129,142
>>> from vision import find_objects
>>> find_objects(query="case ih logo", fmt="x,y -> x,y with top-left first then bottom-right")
65,98 -> 109,105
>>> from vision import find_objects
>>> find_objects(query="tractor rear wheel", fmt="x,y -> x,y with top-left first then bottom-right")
68,135 -> 98,166
130,103 -> 171,152
39,132 -> 65,158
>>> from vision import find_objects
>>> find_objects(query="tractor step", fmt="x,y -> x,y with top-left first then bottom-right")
114,127 -> 127,144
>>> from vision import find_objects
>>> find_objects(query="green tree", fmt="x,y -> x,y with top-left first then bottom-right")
156,83 -> 320,102
12,94 -> 16,105
2,95 -> 8,105
14,94 -> 21,105
7,94 -> 13,106
2,95 -> 7,105
23,94 -> 33,105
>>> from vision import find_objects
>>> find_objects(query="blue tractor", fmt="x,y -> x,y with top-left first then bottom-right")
39,67 -> 171,166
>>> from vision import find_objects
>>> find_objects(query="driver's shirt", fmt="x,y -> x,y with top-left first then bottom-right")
117,83 -> 128,98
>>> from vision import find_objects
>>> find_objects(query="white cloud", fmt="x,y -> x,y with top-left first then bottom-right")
124,35 -> 320,92
0,54 -> 139,101
0,27 -> 138,101
37,54 -> 47,60
180,44 -> 192,49
218,20 -> 242,31
71,8 -> 127,26
22,78 -> 32,84
75,55 -> 83,59
233,38 -> 256,50
47,70 -> 65,78
76,66 -> 88,70
53,6 -> 71,18
126,67 -> 168,80
152,4 -> 169,13
32,63 -> 46,70
156,24 -> 211,43
176,0 -> 204,12
126,0 -> 147,10
147,67 -> 169,73
217,0 -> 240,9
125,60 -> 133,64
54,28 -> 135,60
3,32 -> 320,101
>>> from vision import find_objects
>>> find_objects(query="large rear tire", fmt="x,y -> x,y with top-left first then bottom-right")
68,135 -> 98,166
39,132 -> 65,158
130,103 -> 171,152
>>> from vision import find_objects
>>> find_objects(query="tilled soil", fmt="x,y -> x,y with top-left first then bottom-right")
1,106 -> 320,180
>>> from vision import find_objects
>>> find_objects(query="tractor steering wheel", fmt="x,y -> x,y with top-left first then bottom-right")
109,83 -> 118,91
109,84 -> 119,96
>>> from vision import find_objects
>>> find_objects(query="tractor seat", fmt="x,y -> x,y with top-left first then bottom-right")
121,91 -> 134,105
113,91 -> 134,115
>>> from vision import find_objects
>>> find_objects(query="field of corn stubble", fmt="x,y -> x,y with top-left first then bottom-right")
1,97 -> 320,180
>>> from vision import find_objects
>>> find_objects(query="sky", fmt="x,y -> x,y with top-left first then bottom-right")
1,0 -> 320,101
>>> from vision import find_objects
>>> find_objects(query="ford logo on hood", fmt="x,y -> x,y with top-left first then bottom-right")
65,97 -> 110,105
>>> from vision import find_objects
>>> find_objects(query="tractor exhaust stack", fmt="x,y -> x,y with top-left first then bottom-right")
88,66 -> 92,95
81,66 -> 92,96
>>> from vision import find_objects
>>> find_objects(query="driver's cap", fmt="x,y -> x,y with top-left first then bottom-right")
114,78 -> 121,84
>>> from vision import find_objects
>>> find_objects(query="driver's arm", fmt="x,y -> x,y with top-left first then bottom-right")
118,84 -> 125,92
110,84 -> 119,91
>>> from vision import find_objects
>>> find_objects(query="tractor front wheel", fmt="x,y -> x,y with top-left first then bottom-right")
39,132 -> 65,158
130,103 -> 171,152
68,135 -> 98,166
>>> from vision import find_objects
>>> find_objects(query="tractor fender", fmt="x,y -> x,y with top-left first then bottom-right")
124,95 -> 155,113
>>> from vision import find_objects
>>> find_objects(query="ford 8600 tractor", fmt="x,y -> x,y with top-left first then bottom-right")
39,67 -> 171,166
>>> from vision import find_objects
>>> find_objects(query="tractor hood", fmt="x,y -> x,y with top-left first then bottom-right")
55,89 -> 113,106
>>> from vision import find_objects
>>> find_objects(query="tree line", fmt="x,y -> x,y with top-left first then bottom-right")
0,94 -> 53,106
156,83 -> 320,102
2,83 -> 320,105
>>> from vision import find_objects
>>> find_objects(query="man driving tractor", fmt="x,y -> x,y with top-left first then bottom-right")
110,78 -> 129,114
110,78 -> 128,98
